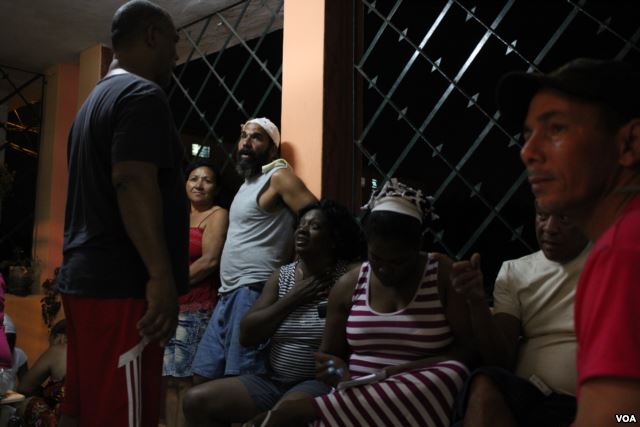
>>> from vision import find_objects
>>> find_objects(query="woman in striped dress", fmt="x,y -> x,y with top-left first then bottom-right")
248,179 -> 475,427
193,200 -> 364,425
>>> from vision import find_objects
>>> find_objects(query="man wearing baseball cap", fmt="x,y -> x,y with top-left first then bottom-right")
183,118 -> 317,425
497,58 -> 640,426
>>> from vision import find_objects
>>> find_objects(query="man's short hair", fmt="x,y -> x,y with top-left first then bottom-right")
496,58 -> 640,131
111,0 -> 172,51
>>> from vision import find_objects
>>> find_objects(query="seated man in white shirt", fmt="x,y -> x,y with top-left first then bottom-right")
450,206 -> 589,427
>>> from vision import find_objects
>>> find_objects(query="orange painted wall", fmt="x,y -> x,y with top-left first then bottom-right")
33,45 -> 107,290
32,64 -> 79,290
27,48 -> 107,362
21,64 -> 79,364
78,45 -> 105,105
281,0 -> 325,198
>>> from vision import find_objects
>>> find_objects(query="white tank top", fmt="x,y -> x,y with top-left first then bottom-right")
219,165 -> 295,293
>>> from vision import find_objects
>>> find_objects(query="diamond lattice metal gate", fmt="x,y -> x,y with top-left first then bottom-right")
169,0 -> 284,203
353,0 -> 640,283
0,66 -> 45,264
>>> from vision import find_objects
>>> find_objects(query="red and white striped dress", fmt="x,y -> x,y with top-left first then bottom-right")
312,255 -> 468,427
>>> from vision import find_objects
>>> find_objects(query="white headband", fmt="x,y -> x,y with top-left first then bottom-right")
370,196 -> 423,222
244,118 -> 281,147
362,178 -> 437,224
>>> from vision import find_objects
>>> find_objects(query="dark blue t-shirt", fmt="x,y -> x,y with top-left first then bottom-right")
58,72 -> 189,298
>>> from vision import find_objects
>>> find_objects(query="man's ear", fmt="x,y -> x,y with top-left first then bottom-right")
268,141 -> 279,159
618,118 -> 640,168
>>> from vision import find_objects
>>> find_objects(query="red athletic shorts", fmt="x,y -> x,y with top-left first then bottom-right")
61,294 -> 163,427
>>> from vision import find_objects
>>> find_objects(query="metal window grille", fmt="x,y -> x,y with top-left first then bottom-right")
354,0 -> 640,281
0,66 -> 45,263
169,0 -> 284,198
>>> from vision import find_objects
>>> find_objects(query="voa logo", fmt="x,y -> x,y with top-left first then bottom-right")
616,414 -> 637,423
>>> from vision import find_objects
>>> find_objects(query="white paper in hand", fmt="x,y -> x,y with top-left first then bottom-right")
336,370 -> 387,391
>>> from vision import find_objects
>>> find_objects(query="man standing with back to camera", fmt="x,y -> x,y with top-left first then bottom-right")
57,1 -> 188,426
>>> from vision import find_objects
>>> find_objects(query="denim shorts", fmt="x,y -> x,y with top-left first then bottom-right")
237,375 -> 331,412
191,285 -> 267,379
163,309 -> 212,377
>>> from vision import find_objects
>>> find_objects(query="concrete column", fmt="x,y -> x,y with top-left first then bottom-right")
32,45 -> 111,289
32,64 -> 79,290
281,0 -> 326,198
281,0 -> 355,206
78,44 -> 112,105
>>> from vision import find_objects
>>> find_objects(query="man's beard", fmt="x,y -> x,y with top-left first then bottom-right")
235,148 -> 271,179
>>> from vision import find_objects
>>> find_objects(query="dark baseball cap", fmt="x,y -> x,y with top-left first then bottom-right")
496,58 -> 640,130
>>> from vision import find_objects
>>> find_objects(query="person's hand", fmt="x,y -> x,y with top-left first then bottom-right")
289,269 -> 334,305
382,365 -> 398,378
137,276 -> 178,346
315,352 -> 349,386
450,253 -> 485,303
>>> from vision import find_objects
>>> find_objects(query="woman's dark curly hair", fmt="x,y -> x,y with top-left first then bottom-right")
298,200 -> 365,262
184,159 -> 221,185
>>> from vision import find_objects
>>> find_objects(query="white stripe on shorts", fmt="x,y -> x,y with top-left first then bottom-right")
118,337 -> 149,427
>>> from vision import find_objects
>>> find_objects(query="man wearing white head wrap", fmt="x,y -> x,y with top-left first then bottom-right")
184,117 -> 317,425
235,117 -> 284,179
243,117 -> 280,147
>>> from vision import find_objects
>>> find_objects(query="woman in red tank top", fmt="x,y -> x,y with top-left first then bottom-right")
163,159 -> 229,427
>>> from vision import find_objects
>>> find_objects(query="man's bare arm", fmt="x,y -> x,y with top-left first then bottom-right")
270,167 -> 318,214
112,160 -> 178,344
575,378 -> 640,427
451,253 -> 521,368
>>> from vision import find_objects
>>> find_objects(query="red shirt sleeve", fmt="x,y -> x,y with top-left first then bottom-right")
576,243 -> 640,385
